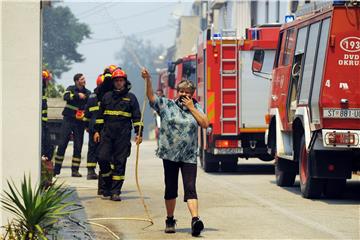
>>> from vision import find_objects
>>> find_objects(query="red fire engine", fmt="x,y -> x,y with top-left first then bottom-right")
253,2 -> 360,198
165,54 -> 197,99
197,26 -> 280,172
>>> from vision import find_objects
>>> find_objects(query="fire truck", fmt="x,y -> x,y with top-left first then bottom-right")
197,25 -> 280,172
165,54 -> 197,99
252,1 -> 360,198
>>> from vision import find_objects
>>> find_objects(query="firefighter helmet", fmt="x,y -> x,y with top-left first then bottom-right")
104,64 -> 118,74
42,70 -> 52,81
108,64 -> 117,74
96,74 -> 104,86
112,69 -> 127,79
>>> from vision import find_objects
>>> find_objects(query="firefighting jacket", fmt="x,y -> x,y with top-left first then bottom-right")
62,85 -> 91,120
83,89 -> 100,132
94,89 -> 143,137
42,88 -> 48,123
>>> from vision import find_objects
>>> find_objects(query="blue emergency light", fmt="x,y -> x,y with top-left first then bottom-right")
333,1 -> 346,5
285,15 -> 295,23
212,33 -> 222,39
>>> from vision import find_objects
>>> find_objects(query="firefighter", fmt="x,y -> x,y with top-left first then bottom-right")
54,73 -> 91,177
83,74 -> 104,180
94,68 -> 143,201
94,65 -> 118,195
41,69 -> 54,161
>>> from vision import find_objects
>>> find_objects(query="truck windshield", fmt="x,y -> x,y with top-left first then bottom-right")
182,59 -> 196,82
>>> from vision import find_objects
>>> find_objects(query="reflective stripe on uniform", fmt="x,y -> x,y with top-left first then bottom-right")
89,106 -> 99,112
133,121 -> 144,127
95,119 -> 104,124
104,110 -> 132,117
104,73 -> 112,78
122,98 -> 130,101
83,117 -> 90,122
55,160 -> 63,164
112,175 -> 125,181
72,162 -> 81,167
102,172 -> 112,177
87,163 -> 97,167
42,110 -> 48,114
55,155 -> 64,160
42,96 -> 47,100
72,157 -> 81,162
65,104 -> 79,111
110,164 -> 115,170
42,117 -> 48,122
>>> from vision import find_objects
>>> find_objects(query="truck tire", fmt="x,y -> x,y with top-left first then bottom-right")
221,157 -> 238,172
275,158 -> 296,187
299,135 -> 323,199
323,179 -> 346,198
202,150 -> 219,173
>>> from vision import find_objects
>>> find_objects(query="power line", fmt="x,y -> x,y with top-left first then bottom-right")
76,2 -> 109,17
82,26 -> 173,46
87,2 -> 177,26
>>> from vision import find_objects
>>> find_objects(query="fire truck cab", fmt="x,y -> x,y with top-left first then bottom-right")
197,26 -> 280,172
253,2 -> 360,198
166,54 -> 197,99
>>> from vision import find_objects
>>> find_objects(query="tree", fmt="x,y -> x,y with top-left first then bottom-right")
42,5 -> 91,78
115,36 -> 165,139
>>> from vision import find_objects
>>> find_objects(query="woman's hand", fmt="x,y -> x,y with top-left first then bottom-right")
94,132 -> 100,143
181,96 -> 195,110
141,68 -> 156,104
141,68 -> 151,80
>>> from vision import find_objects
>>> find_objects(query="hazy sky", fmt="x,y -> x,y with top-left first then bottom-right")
58,0 -> 194,90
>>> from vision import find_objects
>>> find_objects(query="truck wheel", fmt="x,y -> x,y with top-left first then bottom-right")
221,157 -> 238,172
323,179 -> 346,198
299,136 -> 323,199
202,150 -> 219,173
275,157 -> 296,187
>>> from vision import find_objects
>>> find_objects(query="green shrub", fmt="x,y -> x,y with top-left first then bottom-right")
0,175 -> 74,239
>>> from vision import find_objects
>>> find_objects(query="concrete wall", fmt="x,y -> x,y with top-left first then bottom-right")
0,0 -> 41,227
175,16 -> 201,59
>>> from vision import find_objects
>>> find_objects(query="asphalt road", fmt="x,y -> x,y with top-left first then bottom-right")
56,141 -> 360,240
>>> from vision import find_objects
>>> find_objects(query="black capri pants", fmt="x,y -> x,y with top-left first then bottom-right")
163,159 -> 198,202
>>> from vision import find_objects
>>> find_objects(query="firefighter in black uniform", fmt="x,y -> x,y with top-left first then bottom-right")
83,74 -> 104,180
94,68 -> 143,201
85,66 -> 118,193
54,73 -> 91,177
41,69 -> 54,161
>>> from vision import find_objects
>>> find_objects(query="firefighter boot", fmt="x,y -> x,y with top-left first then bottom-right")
71,171 -> 82,177
87,168 -> 98,180
110,194 -> 121,201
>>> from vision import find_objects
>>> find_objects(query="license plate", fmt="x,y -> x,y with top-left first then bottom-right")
323,109 -> 360,119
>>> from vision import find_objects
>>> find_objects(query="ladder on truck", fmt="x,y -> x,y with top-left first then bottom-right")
220,29 -> 239,136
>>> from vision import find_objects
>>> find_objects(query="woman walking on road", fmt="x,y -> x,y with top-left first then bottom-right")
141,69 -> 209,237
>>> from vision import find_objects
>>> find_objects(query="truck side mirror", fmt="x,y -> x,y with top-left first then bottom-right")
252,50 -> 265,73
168,63 -> 176,73
168,73 -> 176,89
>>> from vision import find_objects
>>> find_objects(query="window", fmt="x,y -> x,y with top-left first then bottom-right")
295,26 -> 308,55
310,18 -> 331,122
274,31 -> 284,68
299,22 -> 321,104
282,28 -> 296,66
182,60 -> 196,83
